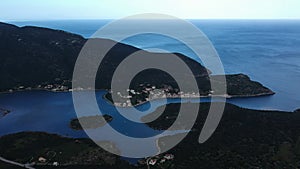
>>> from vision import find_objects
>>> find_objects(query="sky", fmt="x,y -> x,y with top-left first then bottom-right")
1,0 -> 300,21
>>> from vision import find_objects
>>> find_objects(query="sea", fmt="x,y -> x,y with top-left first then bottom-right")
0,20 -> 299,159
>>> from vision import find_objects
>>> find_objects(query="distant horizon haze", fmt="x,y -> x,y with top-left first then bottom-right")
0,0 -> 300,21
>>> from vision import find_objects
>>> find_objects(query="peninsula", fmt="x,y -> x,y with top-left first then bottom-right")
0,22 -> 274,106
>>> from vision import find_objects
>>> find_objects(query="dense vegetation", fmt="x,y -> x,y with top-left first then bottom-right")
0,132 -> 134,169
143,103 -> 300,169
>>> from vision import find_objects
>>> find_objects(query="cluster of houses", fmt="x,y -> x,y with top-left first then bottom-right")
7,84 -> 71,93
44,85 -> 97,92
112,84 -> 214,107
138,153 -> 175,167
43,84 -> 69,92
38,157 -> 59,166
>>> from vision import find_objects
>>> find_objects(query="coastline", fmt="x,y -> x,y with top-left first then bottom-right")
0,87 -> 275,108
102,91 -> 275,108
0,88 -> 71,94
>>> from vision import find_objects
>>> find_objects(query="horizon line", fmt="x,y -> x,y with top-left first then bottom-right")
2,18 -> 300,22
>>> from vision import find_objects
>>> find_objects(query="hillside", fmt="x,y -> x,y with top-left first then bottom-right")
141,103 -> 300,169
0,22 -> 274,101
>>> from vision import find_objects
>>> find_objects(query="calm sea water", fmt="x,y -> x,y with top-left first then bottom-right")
1,20 -> 299,158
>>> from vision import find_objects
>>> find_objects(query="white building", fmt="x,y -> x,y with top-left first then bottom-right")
148,159 -> 157,165
164,154 -> 174,160
38,157 -> 47,163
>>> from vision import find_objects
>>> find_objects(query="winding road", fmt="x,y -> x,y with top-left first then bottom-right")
0,156 -> 35,169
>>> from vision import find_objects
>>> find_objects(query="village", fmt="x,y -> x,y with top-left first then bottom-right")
34,153 -> 175,168
138,153 -> 175,169
110,84 -> 216,107
4,82 -> 225,109
5,79 -> 73,93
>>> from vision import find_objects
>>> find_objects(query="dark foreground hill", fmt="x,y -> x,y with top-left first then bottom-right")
143,103 -> 300,169
1,103 -> 300,169
0,22 -> 274,100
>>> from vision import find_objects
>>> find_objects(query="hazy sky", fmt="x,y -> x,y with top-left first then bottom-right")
1,0 -> 300,21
